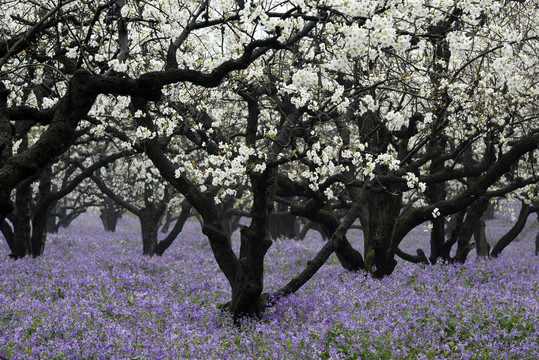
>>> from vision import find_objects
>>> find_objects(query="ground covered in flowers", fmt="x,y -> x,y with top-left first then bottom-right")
0,211 -> 538,359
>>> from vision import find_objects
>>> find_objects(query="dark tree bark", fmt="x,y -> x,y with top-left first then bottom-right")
474,217 -> 489,258
393,132 -> 539,252
11,178 -> 33,258
483,203 -> 495,220
535,215 -> 539,256
47,203 -> 88,233
228,167 -> 276,322
290,199 -> 365,271
267,201 -> 363,304
358,185 -> 401,277
46,204 -> 59,233
100,197 -> 123,232
155,200 -> 192,256
160,207 -> 175,233
139,206 -> 163,256
92,173 -> 173,256
0,82 -> 12,169
29,165 -> 53,257
453,197 -> 489,263
1,70 -> 99,222
424,120 -> 449,264
395,247 -> 429,264
490,201 -> 538,257
0,219 -> 14,253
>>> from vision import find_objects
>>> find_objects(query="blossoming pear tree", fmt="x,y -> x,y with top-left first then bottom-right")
264,0 -> 539,276
89,153 -> 190,256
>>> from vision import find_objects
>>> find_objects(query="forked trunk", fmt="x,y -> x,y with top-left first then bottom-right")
154,201 -> 191,256
229,227 -> 272,322
229,166 -> 276,322
290,200 -> 364,271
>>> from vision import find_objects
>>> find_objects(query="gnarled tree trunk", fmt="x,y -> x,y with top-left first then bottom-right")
228,168 -> 276,322
291,199 -> 365,271
359,185 -> 401,278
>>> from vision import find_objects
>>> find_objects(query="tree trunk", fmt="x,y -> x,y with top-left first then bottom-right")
11,180 -> 33,258
483,203 -> 495,220
160,207 -> 174,233
0,82 -> 11,171
139,208 -> 162,256
30,213 -> 48,257
490,202 -> 531,257
425,176 -> 448,264
359,186 -> 401,278
444,212 -> 460,235
453,197 -> 489,263
46,205 -> 59,233
429,217 -> 447,264
291,200 -> 365,271
535,214 -> 539,256
230,226 -> 272,322
229,168 -> 276,322
29,166 -> 53,257
474,218 -> 489,258
100,197 -> 123,232
0,219 -> 15,253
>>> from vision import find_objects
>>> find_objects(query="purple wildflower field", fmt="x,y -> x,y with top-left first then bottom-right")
0,209 -> 538,359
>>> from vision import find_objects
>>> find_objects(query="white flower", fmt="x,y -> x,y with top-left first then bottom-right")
108,59 -> 128,72
405,172 -> 418,189
134,110 -> 145,118
266,127 -> 277,138
42,97 -> 56,109
66,47 -> 78,59
135,126 -> 154,140
432,208 -> 441,219
94,53 -> 105,62
253,163 -> 266,173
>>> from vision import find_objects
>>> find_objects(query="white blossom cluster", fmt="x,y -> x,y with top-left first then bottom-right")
175,142 -> 266,204
404,172 -> 426,193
